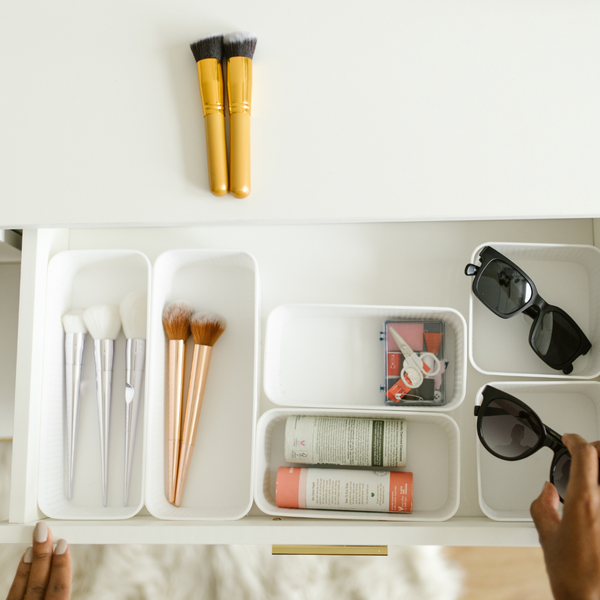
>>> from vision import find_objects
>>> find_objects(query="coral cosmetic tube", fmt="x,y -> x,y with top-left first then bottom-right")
276,467 -> 413,513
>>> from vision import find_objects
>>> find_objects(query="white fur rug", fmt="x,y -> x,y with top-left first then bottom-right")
0,443 -> 462,600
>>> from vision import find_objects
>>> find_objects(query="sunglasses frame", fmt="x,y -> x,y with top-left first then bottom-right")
465,246 -> 591,374
475,385 -> 570,502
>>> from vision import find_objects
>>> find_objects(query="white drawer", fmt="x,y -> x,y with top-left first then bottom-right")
2,219 -> 598,546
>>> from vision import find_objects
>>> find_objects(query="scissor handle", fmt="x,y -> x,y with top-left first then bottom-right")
400,352 -> 441,388
421,352 -> 441,377
401,366 -> 423,389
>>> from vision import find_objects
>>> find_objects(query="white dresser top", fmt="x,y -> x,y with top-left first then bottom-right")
1,0 -> 599,227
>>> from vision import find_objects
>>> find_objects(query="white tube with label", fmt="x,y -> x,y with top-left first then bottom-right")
284,416 -> 406,468
276,466 -> 413,513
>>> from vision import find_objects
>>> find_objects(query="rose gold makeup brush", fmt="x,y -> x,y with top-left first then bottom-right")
174,311 -> 226,507
162,301 -> 193,504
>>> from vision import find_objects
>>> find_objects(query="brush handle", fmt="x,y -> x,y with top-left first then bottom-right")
93,339 -> 115,508
204,113 -> 228,196
198,58 -> 228,197
229,113 -> 251,198
174,344 -> 212,507
167,340 -> 186,504
124,338 -> 145,506
64,332 -> 85,501
227,56 -> 252,199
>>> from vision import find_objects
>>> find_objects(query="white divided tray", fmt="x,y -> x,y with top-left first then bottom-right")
145,249 -> 259,520
468,242 -> 600,378
39,250 -> 150,519
255,408 -> 460,521
476,381 -> 600,521
264,304 -> 467,411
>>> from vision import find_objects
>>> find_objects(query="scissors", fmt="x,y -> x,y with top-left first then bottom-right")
389,327 -> 441,388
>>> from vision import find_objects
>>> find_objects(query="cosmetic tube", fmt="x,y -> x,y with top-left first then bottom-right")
285,416 -> 406,468
276,467 -> 413,513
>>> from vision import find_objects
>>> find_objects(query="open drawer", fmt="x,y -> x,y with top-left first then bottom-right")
2,218 -> 599,546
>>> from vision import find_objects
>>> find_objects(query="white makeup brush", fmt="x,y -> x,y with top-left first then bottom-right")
83,304 -> 122,507
120,291 -> 147,506
61,308 -> 88,501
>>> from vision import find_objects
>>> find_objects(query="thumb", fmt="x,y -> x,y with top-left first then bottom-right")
530,482 -> 561,546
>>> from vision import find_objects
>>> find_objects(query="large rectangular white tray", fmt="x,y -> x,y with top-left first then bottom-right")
38,250 -> 150,520
145,249 -> 259,521
264,304 -> 467,411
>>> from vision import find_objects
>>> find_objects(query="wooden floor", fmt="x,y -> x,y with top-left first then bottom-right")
445,547 -> 554,600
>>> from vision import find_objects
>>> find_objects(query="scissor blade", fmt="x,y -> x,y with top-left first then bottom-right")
389,327 -> 414,356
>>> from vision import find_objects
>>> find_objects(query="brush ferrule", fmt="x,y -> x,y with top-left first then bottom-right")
65,332 -> 85,365
126,339 -> 146,377
198,58 -> 225,117
227,56 -> 252,115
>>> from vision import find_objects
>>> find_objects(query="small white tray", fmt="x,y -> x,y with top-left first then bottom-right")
39,250 -> 150,520
468,242 -> 600,378
145,249 -> 259,521
263,304 -> 467,411
255,408 -> 460,521
476,381 -> 600,521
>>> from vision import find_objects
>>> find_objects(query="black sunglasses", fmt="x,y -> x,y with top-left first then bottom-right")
475,385 -> 572,502
465,246 -> 591,374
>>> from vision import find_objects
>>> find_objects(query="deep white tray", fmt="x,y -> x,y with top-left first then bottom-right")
145,249 -> 259,521
468,242 -> 600,378
476,381 -> 600,521
39,250 -> 150,520
255,408 -> 460,521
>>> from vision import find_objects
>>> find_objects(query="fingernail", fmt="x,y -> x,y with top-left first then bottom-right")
24,547 -> 33,564
54,539 -> 68,555
34,521 -> 48,543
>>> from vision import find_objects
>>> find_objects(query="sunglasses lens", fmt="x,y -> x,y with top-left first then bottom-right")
552,452 -> 571,501
533,310 -> 582,367
480,398 -> 543,459
476,260 -> 533,315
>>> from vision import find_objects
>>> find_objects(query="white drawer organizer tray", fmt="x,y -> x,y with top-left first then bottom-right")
255,408 -> 461,521
264,304 -> 468,411
476,381 -> 600,521
468,242 -> 600,379
39,250 -> 150,520
145,249 -> 259,521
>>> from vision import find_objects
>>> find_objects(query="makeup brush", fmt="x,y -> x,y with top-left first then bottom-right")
162,301 -> 193,504
120,291 -> 147,506
190,34 -> 228,197
62,308 -> 88,501
83,304 -> 122,507
223,32 -> 257,199
174,311 -> 226,507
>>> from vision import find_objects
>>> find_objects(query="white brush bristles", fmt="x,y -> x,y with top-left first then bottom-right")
120,291 -> 147,340
62,308 -> 88,334
83,305 -> 122,340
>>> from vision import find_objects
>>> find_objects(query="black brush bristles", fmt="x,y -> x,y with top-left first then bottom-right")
223,32 -> 257,60
190,34 -> 224,63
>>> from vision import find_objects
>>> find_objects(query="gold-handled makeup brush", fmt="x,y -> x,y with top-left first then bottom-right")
223,32 -> 257,199
190,34 -> 228,197
162,301 -> 193,504
174,311 -> 226,507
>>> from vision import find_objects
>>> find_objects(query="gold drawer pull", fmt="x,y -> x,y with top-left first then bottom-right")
272,545 -> 388,556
